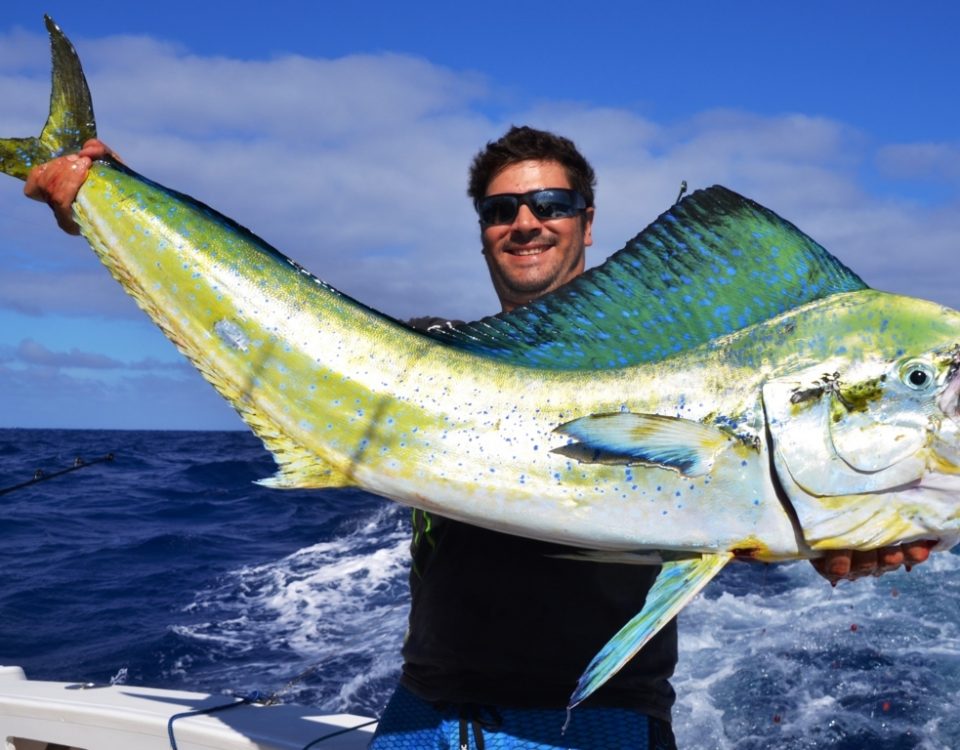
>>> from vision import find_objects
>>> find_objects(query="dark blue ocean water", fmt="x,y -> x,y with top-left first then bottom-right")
2,428 -> 958,749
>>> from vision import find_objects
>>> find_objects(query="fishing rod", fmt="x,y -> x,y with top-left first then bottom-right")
0,453 -> 115,497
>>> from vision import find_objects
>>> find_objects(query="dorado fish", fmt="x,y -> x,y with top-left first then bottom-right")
4,18 -> 960,710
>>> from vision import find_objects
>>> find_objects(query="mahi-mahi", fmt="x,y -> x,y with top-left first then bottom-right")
3,17 -> 960,709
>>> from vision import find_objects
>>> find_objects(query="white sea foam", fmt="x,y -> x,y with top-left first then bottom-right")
673,553 -> 960,748
174,503 -> 409,712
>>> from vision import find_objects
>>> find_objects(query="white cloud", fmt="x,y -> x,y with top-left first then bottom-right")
0,262 -> 133,317
0,26 -> 47,72
876,141 -> 960,183
14,338 -> 190,370
0,362 -> 241,429
82,38 -> 488,141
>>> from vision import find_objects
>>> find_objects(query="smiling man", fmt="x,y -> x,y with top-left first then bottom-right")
368,126 -> 934,750
372,127 -> 680,750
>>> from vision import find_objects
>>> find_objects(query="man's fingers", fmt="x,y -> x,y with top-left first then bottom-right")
814,540 -> 937,584
849,550 -> 878,578
814,550 -> 852,583
876,547 -> 905,567
904,540 -> 936,569
23,154 -> 92,235
875,546 -> 905,574
79,139 -> 120,163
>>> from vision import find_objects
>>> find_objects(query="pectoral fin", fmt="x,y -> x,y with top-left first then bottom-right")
567,552 -> 732,711
554,413 -> 732,476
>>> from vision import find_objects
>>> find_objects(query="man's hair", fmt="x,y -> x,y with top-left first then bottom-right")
467,126 -> 596,207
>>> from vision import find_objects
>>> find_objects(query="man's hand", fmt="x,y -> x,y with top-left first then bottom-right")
812,540 -> 936,585
24,139 -> 118,235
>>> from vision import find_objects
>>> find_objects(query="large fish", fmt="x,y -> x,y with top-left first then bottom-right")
4,18 -> 960,710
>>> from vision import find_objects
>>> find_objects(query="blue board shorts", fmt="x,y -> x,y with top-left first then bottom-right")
368,685 -> 676,749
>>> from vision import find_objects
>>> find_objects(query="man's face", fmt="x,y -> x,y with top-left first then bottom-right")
480,160 -> 594,312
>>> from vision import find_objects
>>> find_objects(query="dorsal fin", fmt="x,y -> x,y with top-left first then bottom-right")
427,186 -> 867,369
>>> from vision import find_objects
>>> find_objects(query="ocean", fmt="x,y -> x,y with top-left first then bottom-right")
1,428 -> 958,749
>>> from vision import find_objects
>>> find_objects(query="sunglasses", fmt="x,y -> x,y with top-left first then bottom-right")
476,188 -> 587,227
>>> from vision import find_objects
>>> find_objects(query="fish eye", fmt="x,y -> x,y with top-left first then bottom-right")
900,360 -> 937,391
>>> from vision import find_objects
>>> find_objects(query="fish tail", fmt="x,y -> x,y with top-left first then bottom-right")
0,15 -> 96,181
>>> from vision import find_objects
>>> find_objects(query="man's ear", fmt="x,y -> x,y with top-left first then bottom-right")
582,206 -> 595,247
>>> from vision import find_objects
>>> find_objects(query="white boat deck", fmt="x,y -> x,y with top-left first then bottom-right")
0,666 -> 377,750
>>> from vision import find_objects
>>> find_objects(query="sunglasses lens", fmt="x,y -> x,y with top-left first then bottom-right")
478,189 -> 585,226
529,189 -> 580,219
479,195 -> 519,226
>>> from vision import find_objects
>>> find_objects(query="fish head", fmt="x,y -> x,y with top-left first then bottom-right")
762,293 -> 960,553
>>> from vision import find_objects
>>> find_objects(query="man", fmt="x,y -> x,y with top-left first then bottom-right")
27,128 -> 934,749
374,127 -> 936,749
382,127 -> 679,749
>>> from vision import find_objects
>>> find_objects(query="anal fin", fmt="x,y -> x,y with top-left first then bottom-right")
567,552 -> 732,712
245,413 -> 357,490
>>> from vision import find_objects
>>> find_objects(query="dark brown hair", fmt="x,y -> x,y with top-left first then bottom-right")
468,125 -> 596,207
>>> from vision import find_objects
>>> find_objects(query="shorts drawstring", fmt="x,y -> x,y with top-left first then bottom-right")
457,703 -> 503,750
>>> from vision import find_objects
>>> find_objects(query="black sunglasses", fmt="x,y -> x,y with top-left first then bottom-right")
476,188 -> 587,227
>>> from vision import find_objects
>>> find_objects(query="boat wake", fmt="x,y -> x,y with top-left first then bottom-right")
172,504 -> 410,715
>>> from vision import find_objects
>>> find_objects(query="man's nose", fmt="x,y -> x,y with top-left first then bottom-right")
512,203 -> 542,231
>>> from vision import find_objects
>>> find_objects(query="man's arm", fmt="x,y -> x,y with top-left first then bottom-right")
23,138 -> 117,234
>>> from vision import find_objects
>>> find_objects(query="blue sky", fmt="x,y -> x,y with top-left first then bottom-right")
2,1 -> 959,429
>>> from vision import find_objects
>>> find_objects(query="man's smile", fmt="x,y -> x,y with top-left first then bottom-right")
505,243 -> 554,256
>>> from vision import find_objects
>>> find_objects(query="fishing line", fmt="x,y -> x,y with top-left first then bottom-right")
254,661 -> 327,707
300,718 -> 379,749
0,453 -> 115,497
264,661 -> 382,748
166,692 -> 264,750
165,669 -> 380,750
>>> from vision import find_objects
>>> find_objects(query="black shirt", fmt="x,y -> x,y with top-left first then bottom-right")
399,317 -> 677,721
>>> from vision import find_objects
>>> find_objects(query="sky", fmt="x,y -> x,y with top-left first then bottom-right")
1,1 -> 960,430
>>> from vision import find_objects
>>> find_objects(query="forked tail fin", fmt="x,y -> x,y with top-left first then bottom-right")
0,15 -> 96,181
